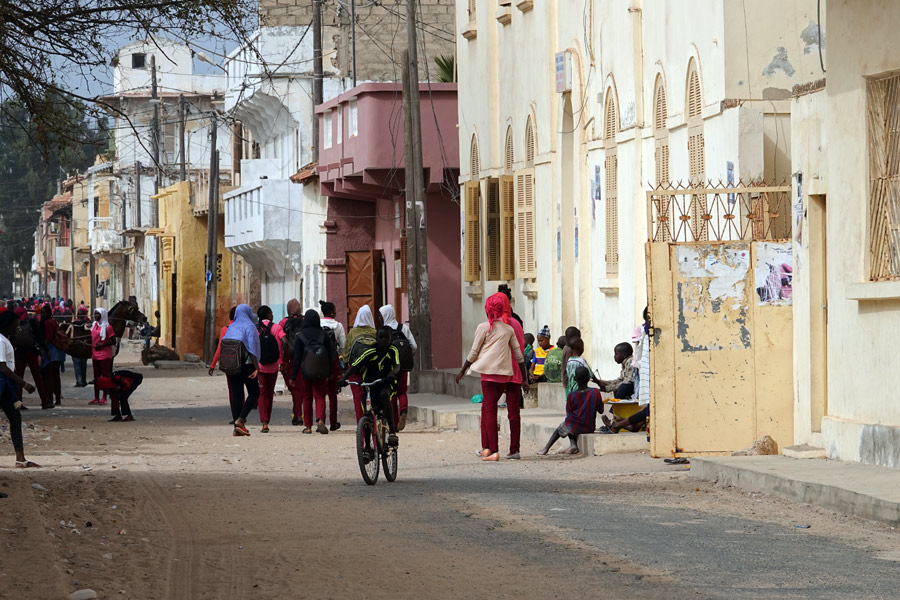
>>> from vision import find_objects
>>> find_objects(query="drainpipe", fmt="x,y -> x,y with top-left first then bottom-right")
629,1 -> 646,317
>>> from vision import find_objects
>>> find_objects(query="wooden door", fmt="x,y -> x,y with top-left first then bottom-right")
346,250 -> 384,326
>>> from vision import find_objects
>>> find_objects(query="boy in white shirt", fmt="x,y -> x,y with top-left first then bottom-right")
0,310 -> 40,469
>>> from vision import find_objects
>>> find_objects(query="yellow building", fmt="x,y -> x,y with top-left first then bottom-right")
151,181 -> 240,357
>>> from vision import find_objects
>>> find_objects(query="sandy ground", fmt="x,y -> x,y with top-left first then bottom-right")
1,368 -> 899,599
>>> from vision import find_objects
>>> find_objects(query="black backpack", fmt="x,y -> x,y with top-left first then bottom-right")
218,339 -> 247,376
13,320 -> 36,351
299,331 -> 332,380
257,322 -> 279,365
281,314 -> 303,360
392,324 -> 414,372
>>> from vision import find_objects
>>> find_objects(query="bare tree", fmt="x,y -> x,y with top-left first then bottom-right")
0,0 -> 257,147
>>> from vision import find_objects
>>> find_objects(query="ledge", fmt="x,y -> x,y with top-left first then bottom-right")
522,278 -> 539,298
461,22 -> 477,40
598,278 -> 620,294
495,6 -> 512,24
465,282 -> 483,298
847,281 -> 900,301
516,0 -> 534,12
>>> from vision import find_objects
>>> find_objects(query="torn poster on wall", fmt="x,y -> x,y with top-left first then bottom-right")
755,241 -> 793,306
591,165 -> 601,224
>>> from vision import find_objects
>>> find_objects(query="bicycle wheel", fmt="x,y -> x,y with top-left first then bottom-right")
382,441 -> 398,482
356,415 -> 379,485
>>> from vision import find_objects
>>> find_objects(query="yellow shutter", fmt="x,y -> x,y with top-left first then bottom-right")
486,178 -> 501,280
515,168 -> 536,279
499,175 -> 515,279
605,152 -> 618,275
464,181 -> 481,282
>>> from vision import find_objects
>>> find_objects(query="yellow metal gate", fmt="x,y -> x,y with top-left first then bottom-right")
646,184 -> 794,457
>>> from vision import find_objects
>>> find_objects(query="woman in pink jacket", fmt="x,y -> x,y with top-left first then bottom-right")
90,307 -> 116,405
456,293 -> 529,462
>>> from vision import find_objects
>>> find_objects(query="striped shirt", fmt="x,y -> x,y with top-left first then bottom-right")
532,345 -> 555,376
563,388 -> 604,435
351,346 -> 400,383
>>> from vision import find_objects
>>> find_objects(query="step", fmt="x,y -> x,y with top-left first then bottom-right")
405,393 -> 480,429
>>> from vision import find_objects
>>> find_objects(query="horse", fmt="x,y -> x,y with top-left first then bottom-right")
62,301 -> 148,360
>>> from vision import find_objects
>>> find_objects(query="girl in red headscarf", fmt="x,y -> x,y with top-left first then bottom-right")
456,293 -> 529,461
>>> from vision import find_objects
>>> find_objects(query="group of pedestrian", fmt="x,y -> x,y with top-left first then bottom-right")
211,299 -> 416,440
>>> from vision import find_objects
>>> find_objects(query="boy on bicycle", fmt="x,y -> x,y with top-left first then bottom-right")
340,326 -> 401,446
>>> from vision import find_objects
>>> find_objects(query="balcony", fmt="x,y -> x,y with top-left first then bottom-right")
90,217 -> 124,254
224,174 -> 303,276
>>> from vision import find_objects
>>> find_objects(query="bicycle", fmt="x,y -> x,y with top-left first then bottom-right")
346,378 -> 398,485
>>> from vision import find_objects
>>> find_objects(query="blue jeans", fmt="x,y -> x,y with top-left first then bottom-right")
72,357 -> 88,386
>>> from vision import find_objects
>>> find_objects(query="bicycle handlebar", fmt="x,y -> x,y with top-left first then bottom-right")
346,377 -> 390,388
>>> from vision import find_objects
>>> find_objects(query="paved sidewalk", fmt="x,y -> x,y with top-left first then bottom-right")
691,456 -> 900,525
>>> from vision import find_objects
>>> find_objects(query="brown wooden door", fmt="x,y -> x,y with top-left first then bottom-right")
346,250 -> 384,326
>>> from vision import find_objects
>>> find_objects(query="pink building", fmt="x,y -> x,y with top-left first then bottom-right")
316,83 -> 461,368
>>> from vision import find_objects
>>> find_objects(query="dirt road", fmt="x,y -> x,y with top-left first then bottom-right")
1,369 -> 899,599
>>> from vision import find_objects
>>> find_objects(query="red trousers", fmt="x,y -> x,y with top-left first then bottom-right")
92,358 -> 113,401
480,379 -> 522,455
299,375 -> 327,427
14,350 -> 48,406
257,371 -> 279,423
390,371 -> 410,429
349,373 -> 365,422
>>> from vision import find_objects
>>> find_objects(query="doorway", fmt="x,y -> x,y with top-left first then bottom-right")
808,194 -> 828,431
345,249 -> 385,326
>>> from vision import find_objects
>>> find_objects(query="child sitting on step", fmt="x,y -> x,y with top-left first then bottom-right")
537,366 -> 604,456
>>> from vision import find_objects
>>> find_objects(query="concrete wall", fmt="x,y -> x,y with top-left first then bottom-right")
788,0 -> 900,468
257,0 -> 456,82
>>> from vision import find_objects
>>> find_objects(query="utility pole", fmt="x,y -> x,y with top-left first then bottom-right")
312,0 -> 323,162
402,0 -> 433,384
150,55 -> 161,225
134,161 -> 141,227
179,94 -> 187,182
351,0 -> 357,87
203,115 -> 220,364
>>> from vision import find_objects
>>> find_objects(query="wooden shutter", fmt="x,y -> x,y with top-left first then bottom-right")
399,235 -> 408,290
605,152 -> 618,274
499,175 -> 515,279
464,181 -> 481,282
486,178 -> 501,280
515,168 -> 536,279
525,118 -> 535,165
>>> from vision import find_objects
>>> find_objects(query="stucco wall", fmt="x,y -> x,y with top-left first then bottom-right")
814,0 -> 900,467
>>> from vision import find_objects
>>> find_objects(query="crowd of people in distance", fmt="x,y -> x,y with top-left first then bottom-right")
210,299 -> 415,448
0,296 -> 147,472
459,285 -> 652,459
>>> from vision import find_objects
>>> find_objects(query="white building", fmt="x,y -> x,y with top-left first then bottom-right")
224,27 -> 348,319
102,38 -> 233,316
457,0 -> 822,372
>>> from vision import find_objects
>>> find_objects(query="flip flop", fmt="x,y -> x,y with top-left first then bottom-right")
664,457 -> 690,465
15,460 -> 41,469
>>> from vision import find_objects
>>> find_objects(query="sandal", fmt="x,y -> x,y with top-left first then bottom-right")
122,416 -> 135,422
316,422 -> 328,435
261,424 -> 270,434
89,398 -> 100,405
302,427 -> 312,434
233,427 -> 250,437
15,460 -> 41,469
108,415 -> 123,422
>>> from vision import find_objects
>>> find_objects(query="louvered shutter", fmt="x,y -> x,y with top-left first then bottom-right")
515,168 -> 536,279
464,181 -> 481,282
399,235 -> 408,290
500,175 -> 516,279
486,178 -> 501,280
605,153 -> 619,274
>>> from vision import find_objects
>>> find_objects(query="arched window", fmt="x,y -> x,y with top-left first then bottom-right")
653,75 -> 670,186
470,134 -> 481,181
504,127 -> 514,173
604,89 -> 619,275
686,58 -> 707,240
464,134 -> 482,282
525,117 -> 536,166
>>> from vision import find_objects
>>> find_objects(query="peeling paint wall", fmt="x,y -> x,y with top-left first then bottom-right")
650,241 -> 794,456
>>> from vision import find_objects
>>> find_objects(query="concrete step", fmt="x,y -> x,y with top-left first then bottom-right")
408,393 -> 649,456
537,382 -> 567,411
689,456 -> 900,525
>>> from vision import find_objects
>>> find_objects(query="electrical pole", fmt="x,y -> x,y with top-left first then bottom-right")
351,0 -> 357,87
402,0 -> 433,385
203,116 -> 220,364
179,94 -> 187,182
312,0 -> 323,162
